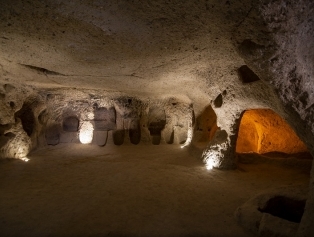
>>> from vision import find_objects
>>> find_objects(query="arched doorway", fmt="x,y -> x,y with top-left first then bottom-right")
236,109 -> 311,158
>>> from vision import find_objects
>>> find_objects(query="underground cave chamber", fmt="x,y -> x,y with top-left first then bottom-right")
1,87 -> 202,160
0,85 -> 313,237
2,86 -> 313,169
1,83 -> 229,167
0,0 -> 314,236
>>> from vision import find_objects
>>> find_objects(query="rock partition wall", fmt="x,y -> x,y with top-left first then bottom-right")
200,77 -> 285,169
0,83 -> 45,159
42,90 -> 193,147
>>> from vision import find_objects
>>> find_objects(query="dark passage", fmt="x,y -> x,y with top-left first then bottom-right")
148,107 -> 166,145
258,196 -> 306,223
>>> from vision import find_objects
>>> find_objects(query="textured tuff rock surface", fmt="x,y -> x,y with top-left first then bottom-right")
233,1 -> 314,235
0,0 -> 313,236
235,185 -> 308,237
0,0 -> 292,164
237,109 -> 308,154
0,84 -> 195,156
234,0 -> 314,154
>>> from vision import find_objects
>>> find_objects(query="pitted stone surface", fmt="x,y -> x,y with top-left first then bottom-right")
0,1 -> 313,235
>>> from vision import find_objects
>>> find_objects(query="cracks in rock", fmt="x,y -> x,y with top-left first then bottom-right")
234,2 -> 254,30
19,63 -> 64,85
129,73 -> 143,78
19,63 -> 143,81
58,73 -> 143,79
20,64 -> 65,76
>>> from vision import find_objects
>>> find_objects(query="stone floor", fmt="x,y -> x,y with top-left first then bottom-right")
0,144 -> 311,237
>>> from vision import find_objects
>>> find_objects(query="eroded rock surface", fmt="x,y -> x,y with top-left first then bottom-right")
237,109 -> 308,154
235,185 -> 308,237
0,0 -> 313,236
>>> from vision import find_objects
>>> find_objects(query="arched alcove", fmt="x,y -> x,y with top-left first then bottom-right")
45,123 -> 60,145
236,109 -> 310,156
112,129 -> 125,145
94,107 -> 116,131
63,116 -> 79,132
148,106 -> 166,145
129,119 -> 141,145
79,121 -> 94,144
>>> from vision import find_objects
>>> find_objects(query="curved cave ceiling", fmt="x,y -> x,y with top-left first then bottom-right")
0,0 -> 253,99
0,0 -> 313,163
0,1 -> 314,235
0,0 -> 313,154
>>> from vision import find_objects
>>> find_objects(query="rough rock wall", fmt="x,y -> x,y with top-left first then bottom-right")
236,113 -> 259,153
233,1 -> 314,236
201,78 -> 286,169
0,85 -> 194,159
0,83 -> 45,159
0,0 -> 299,171
234,0 -> 314,153
41,89 -> 194,147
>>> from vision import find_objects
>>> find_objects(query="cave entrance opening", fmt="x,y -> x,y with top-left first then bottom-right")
236,109 -> 312,163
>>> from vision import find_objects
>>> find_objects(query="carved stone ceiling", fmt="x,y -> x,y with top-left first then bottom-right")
0,0 -> 251,98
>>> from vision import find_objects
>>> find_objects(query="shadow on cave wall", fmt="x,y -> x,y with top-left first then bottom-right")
193,105 -> 218,147
148,106 -> 166,145
15,102 -> 36,137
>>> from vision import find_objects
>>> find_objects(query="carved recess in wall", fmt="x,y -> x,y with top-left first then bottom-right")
38,90 -> 192,147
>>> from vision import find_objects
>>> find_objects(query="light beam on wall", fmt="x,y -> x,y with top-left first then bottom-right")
181,113 -> 193,148
180,116 -> 193,148
79,121 -> 94,144
205,156 -> 214,170
15,143 -> 31,159
202,139 -> 229,169
20,157 -> 30,162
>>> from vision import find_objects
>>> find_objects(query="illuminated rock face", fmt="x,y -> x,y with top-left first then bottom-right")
0,0 -> 313,235
79,121 -> 94,144
0,120 -> 31,159
237,109 -> 308,154
0,85 -> 194,157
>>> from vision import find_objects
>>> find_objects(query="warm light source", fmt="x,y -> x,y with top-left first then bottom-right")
205,157 -> 214,170
180,118 -> 193,148
79,121 -> 94,144
20,157 -> 30,162
202,139 -> 229,170
16,146 -> 29,158
236,109 -> 308,154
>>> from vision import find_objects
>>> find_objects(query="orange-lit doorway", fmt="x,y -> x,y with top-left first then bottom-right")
236,109 -> 309,155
